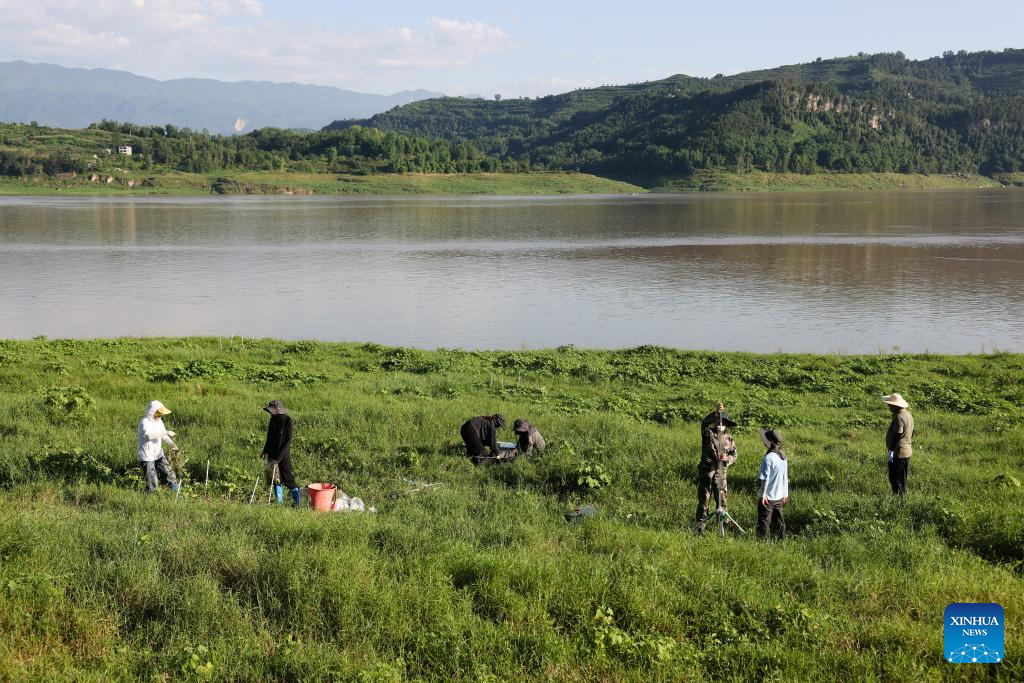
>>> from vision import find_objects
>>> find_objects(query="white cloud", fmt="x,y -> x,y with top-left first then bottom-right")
0,1 -> 516,92
425,17 -> 516,50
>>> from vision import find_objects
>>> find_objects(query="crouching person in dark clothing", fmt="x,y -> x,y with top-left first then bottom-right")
262,399 -> 300,506
756,428 -> 789,540
460,414 -> 506,464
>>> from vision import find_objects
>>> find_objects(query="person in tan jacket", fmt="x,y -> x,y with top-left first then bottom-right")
883,392 -> 915,495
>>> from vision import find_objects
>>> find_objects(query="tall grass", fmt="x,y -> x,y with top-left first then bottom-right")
0,338 -> 1021,680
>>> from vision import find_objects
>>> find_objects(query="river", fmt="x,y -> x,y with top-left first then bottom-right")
1,190 -> 1022,353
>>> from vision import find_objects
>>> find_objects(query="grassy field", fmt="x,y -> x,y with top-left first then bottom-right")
3,168 -> 1018,198
996,173 -> 1024,188
650,171 -> 1005,192
0,338 -> 1021,680
0,171 -> 643,197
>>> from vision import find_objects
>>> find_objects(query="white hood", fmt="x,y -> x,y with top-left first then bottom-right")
144,400 -> 167,420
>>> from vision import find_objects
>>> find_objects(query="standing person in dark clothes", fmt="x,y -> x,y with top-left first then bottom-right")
882,392 -> 915,495
756,428 -> 789,539
261,399 -> 300,506
460,414 -> 506,463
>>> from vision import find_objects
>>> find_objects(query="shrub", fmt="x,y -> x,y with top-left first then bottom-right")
913,379 -> 998,414
591,606 -> 678,665
31,447 -> 115,483
150,359 -> 238,383
42,385 -> 94,424
576,462 -> 611,490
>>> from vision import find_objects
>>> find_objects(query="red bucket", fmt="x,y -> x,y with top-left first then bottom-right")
307,483 -> 336,512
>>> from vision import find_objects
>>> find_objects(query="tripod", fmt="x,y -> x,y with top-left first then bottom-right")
696,485 -> 745,537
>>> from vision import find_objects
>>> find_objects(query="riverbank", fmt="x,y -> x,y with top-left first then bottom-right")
3,169 -> 1019,197
0,170 -> 643,196
650,170 -> 1005,192
0,338 -> 1021,680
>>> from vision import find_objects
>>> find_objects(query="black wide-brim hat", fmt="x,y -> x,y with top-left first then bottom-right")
759,428 -> 783,449
264,399 -> 288,415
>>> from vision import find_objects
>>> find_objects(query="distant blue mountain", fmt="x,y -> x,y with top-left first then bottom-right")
0,61 -> 442,134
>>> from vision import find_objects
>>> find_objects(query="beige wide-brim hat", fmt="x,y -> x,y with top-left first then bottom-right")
882,393 -> 909,408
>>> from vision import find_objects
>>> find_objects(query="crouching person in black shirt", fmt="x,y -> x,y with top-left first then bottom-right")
460,414 -> 507,464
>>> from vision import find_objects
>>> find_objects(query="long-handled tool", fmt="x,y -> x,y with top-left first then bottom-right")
267,462 -> 279,504
248,475 -> 261,505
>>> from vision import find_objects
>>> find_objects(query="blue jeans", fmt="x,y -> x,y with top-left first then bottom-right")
140,456 -> 178,492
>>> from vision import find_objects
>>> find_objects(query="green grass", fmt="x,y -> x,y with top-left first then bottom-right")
995,173 -> 1024,188
3,169 -> 1009,197
651,171 -> 1004,192
1,339 -> 1022,680
0,170 -> 643,197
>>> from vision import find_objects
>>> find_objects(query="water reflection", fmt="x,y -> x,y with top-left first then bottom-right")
0,191 -> 1022,352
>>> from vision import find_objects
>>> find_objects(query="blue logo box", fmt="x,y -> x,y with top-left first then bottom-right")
944,603 -> 1004,664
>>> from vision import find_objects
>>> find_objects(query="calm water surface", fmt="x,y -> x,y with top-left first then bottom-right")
1,191 -> 1022,352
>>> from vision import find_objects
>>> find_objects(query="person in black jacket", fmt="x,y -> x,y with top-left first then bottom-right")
261,399 -> 300,506
460,414 -> 507,463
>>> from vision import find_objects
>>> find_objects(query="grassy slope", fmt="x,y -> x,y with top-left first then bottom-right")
2,169 -> 1015,197
650,171 -> 1004,192
0,339 -> 1022,681
0,171 -> 643,196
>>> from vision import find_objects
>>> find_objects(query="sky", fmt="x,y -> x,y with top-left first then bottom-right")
0,0 -> 1022,96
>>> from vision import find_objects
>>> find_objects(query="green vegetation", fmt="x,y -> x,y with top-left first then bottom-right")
6,50 -> 1024,196
0,120 -> 524,178
0,169 -> 640,196
0,121 -> 640,195
652,170 -> 1002,192
329,50 -> 1024,183
1,338 -> 1021,680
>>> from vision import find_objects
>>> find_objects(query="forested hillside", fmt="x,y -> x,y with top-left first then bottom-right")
0,120 -> 519,178
326,50 -> 1024,181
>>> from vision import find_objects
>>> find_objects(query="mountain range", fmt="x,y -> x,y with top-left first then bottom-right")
0,61 -> 441,135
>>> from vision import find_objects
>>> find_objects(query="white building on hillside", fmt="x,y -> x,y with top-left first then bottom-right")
117,145 -> 133,156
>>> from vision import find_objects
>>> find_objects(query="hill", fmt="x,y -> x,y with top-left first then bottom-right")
0,120 -> 642,196
326,50 -> 1024,184
0,120 -> 515,177
0,338 -> 1021,679
0,61 -> 441,135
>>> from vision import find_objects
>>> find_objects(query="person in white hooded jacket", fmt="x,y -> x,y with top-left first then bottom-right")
137,400 -> 179,493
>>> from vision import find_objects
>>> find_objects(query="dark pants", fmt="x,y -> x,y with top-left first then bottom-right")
888,457 -> 909,495
266,452 -> 297,490
461,422 -> 485,459
757,499 -> 786,539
